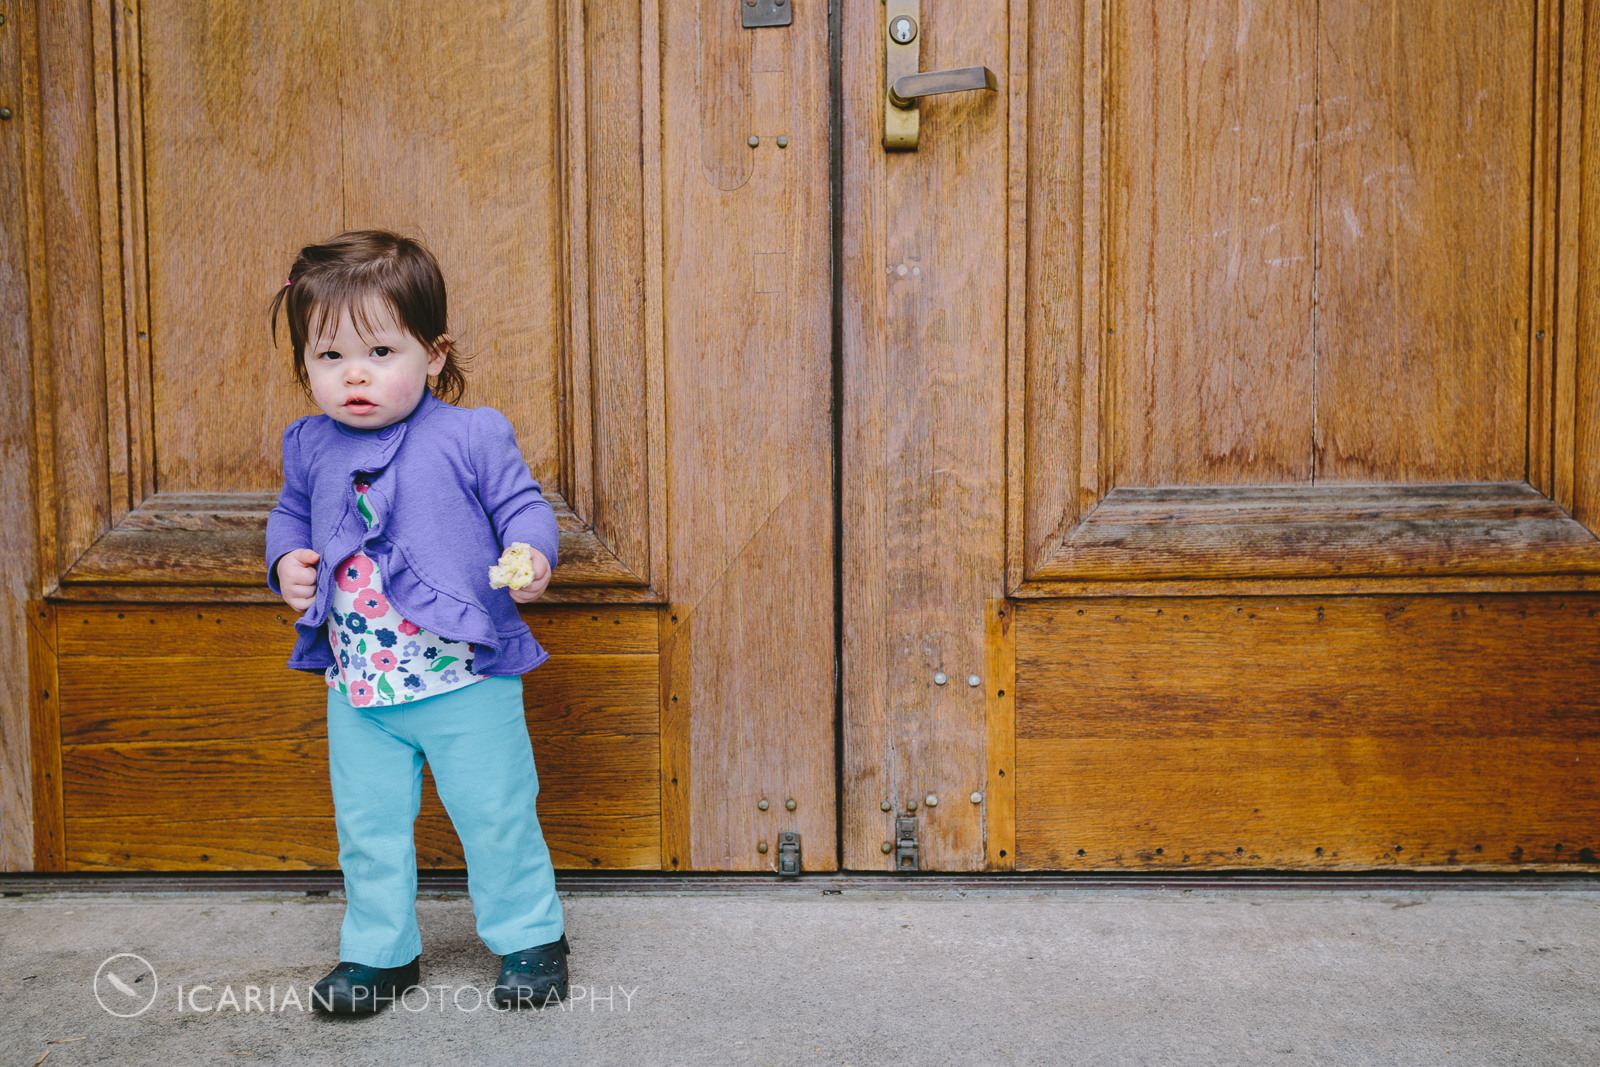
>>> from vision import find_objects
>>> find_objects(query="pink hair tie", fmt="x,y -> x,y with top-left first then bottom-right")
283,279 -> 293,287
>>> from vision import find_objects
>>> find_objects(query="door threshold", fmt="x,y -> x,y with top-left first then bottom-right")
3,869 -> 1597,896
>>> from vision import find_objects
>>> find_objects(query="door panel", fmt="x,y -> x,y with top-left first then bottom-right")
663,1 -> 835,869
47,603 -> 661,871
1110,0 -> 1317,485
1015,595 -> 1600,870
1315,2 -> 1532,482
842,0 -> 1600,870
841,0 -> 1010,870
15,0 -> 835,872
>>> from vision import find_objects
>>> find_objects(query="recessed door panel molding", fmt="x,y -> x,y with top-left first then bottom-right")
29,0 -> 662,604
1011,0 -> 1600,594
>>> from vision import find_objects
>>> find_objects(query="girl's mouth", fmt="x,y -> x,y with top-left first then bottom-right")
345,397 -> 376,414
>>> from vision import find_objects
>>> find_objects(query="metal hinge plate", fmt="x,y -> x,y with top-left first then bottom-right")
895,816 -> 919,872
776,831 -> 802,877
742,0 -> 792,29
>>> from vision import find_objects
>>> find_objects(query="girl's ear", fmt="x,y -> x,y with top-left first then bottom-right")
427,337 -> 452,376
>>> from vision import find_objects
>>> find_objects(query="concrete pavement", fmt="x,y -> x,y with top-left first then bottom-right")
2,879 -> 1596,1066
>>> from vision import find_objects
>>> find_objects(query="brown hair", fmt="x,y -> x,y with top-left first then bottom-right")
270,229 -> 468,404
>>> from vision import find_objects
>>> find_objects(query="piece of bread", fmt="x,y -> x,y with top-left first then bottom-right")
489,542 -> 536,590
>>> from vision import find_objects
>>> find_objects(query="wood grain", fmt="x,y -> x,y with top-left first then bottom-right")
1316,0 -> 1531,483
89,0 -> 126,527
1017,575 -> 1600,599
1019,738 -> 1600,870
141,0 -> 338,494
45,0 -> 660,614
1018,0 -> 1090,581
36,0 -> 111,583
0,8 -> 37,870
1576,5 -> 1600,535
16,0 -> 53,612
665,0 -> 835,868
51,601 -> 662,870
1109,0 -> 1317,486
841,0 -> 1009,871
59,655 -> 659,744
1033,484 -> 1600,581
697,0 -> 753,191
26,604 -> 62,871
1547,0 -> 1586,513
659,605 -> 692,870
111,0 -> 153,514
340,1 -> 564,491
583,0 -> 653,584
58,492 -> 652,594
1528,0 -> 1560,498
62,732 -> 657,817
1015,596 -> 1600,870
67,817 -> 341,871
983,600 -> 1015,870
66,809 -> 662,872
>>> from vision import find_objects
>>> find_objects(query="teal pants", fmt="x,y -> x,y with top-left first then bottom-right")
325,675 -> 563,967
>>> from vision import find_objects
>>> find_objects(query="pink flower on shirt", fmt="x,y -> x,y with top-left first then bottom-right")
337,554 -> 374,592
398,619 -> 420,636
349,680 -> 375,706
371,649 -> 398,672
353,589 -> 389,619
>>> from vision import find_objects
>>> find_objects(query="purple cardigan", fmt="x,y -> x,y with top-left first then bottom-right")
265,391 -> 559,677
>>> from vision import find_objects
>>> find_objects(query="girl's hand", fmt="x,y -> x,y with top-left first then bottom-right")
276,548 -> 321,612
507,548 -> 552,604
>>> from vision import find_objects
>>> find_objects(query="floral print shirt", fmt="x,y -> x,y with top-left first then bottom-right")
324,477 -> 485,705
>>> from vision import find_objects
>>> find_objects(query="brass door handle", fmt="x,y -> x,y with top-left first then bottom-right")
883,0 -> 995,150
889,67 -> 998,110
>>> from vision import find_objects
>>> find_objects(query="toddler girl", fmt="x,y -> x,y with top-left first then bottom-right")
266,230 -> 568,1012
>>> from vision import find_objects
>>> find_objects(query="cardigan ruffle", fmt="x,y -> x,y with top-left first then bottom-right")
265,391 -> 559,677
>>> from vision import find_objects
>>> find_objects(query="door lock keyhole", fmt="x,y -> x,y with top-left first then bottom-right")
889,16 -> 917,44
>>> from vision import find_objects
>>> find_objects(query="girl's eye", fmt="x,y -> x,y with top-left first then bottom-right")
371,346 -> 393,358
317,350 -> 341,361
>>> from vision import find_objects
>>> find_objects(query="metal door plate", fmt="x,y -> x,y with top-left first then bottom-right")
883,0 -> 920,149
894,816 -> 919,871
742,0 -> 792,29
776,831 -> 802,877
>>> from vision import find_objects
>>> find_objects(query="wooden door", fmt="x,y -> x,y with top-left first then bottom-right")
7,0 -> 834,872
842,0 -> 1600,870
10,0 -> 1600,877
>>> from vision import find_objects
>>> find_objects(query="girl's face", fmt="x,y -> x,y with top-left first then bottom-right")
303,300 -> 448,430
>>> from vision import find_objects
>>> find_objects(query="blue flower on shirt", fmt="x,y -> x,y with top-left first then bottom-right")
349,654 -> 367,672
344,614 -> 368,635
339,650 -> 349,668
439,669 -> 460,685
403,674 -> 424,691
402,640 -> 422,658
374,628 -> 397,648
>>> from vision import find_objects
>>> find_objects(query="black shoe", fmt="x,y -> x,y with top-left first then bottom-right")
312,956 -> 421,1014
492,935 -> 570,1009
